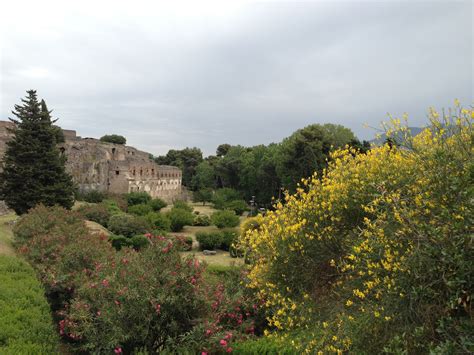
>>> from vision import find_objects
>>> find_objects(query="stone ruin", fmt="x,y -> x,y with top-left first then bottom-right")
0,120 -> 183,202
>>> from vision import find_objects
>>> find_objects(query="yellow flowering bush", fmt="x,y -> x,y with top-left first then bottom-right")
240,103 -> 473,353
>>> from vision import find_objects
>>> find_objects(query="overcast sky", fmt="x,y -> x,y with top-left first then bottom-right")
0,0 -> 472,156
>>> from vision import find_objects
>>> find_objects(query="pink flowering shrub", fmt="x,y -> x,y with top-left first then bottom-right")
62,235 -> 207,353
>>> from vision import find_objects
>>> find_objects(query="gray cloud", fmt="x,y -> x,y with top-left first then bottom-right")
1,0 -> 472,156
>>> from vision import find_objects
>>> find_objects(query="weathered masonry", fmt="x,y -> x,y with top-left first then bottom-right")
0,121 -> 183,202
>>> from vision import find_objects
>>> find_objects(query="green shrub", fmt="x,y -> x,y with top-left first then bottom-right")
233,337 -> 295,354
167,208 -> 194,232
128,203 -> 153,216
108,213 -> 150,238
145,212 -> 171,232
102,198 -> 124,215
109,234 -> 131,251
149,198 -> 167,211
171,235 -> 193,251
220,228 -> 239,251
0,255 -> 58,354
126,192 -> 151,206
173,200 -> 193,212
211,210 -> 240,229
62,239 -> 206,353
105,194 -> 128,212
77,190 -> 106,203
225,200 -> 248,215
100,134 -> 126,145
196,231 -> 222,250
77,203 -> 111,227
211,188 -> 242,210
130,235 -> 150,250
193,214 -> 211,226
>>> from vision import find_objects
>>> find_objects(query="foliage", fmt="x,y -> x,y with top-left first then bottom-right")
145,212 -> 171,232
77,203 -> 111,227
155,147 -> 203,187
211,188 -> 242,210
192,188 -> 214,205
108,213 -> 150,238
102,198 -> 125,215
225,199 -> 248,215
62,237 -> 206,353
211,210 -> 240,229
232,336 -> 295,354
14,205 -> 113,306
128,203 -> 153,216
173,200 -> 193,212
149,198 -> 167,211
99,134 -> 126,145
170,235 -> 193,251
220,228 -> 239,251
0,90 -> 75,214
126,191 -> 152,206
0,255 -> 58,354
193,214 -> 211,226
76,189 -> 106,203
196,231 -> 223,250
167,207 -> 194,232
240,104 -> 473,353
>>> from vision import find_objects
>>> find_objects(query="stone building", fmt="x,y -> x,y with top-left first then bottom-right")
0,121 -> 183,202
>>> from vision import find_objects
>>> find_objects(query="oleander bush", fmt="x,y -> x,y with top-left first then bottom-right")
211,210 -> 240,229
62,237 -> 206,353
0,255 -> 58,354
77,203 -> 111,227
240,105 -> 473,353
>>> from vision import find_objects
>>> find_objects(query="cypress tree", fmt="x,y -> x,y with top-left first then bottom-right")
0,90 -> 75,214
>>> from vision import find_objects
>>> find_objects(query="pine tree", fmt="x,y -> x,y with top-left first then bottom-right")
0,90 -> 75,214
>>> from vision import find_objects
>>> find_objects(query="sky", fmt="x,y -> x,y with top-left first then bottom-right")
0,0 -> 472,156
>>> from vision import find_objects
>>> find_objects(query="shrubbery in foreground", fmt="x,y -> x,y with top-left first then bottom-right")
0,255 -> 58,354
240,105 -> 473,353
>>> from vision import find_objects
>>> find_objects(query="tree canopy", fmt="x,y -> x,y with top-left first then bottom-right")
100,134 -> 127,145
0,90 -> 75,214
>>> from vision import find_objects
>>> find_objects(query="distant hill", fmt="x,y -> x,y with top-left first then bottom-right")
370,127 -> 424,145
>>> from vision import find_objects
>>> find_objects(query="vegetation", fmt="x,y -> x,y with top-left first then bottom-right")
99,134 -> 127,145
149,197 -> 167,211
0,90 -> 75,214
76,189 -> 106,203
77,203 -> 111,227
126,191 -> 152,206
239,105 -> 473,353
211,210 -> 240,229
108,213 -> 149,237
167,207 -> 195,232
0,255 -> 58,354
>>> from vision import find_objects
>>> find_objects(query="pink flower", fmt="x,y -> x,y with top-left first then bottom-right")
201,352 -> 208,355
220,339 -> 228,347
114,347 -> 122,354
205,329 -> 212,336
97,311 -> 101,316
101,279 -> 109,287
226,347 -> 233,353
115,300 -> 121,306
155,304 -> 161,314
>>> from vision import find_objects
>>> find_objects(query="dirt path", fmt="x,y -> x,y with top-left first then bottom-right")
0,213 -> 17,256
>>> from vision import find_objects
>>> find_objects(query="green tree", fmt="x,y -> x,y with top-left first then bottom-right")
0,90 -> 75,214
99,134 -> 126,145
155,147 -> 203,187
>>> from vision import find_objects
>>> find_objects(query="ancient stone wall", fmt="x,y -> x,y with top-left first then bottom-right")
0,121 -> 183,202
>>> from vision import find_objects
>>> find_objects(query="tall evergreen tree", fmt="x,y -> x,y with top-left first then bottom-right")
0,90 -> 75,214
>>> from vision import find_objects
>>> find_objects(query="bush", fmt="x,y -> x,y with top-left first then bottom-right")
211,188 -> 242,210
211,210 -> 240,229
232,337 -> 295,354
77,190 -> 106,203
225,200 -> 248,215
13,205 -> 113,305
128,203 -> 153,216
77,203 -> 111,227
102,198 -> 124,215
173,200 -> 193,212
171,235 -> 193,251
108,213 -> 150,238
126,192 -> 152,206
145,212 -> 171,232
149,198 -> 167,211
0,255 -> 58,353
62,238 -> 206,353
100,134 -> 126,145
167,207 -> 194,232
109,234 -> 131,251
130,235 -> 150,250
220,228 -> 239,251
105,194 -> 128,212
193,214 -> 211,226
196,231 -> 222,250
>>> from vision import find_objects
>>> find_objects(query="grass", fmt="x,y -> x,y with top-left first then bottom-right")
181,249 -> 244,266
0,213 -> 18,256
